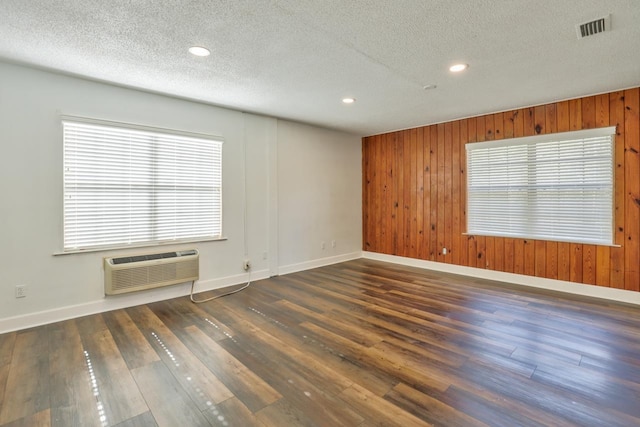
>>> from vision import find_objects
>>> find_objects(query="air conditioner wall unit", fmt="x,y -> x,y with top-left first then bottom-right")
104,249 -> 199,295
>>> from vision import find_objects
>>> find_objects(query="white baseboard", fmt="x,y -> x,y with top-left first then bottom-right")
7,249 -> 635,334
0,269 -> 269,334
363,252 -> 640,306
2,249 -> 362,334
278,251 -> 363,276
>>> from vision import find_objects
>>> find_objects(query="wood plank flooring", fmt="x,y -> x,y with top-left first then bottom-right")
1,259 -> 640,426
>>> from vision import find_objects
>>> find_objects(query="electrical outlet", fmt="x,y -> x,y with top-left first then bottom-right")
321,241 -> 326,250
15,285 -> 27,298
331,240 -> 336,248
442,247 -> 448,255
243,259 -> 251,271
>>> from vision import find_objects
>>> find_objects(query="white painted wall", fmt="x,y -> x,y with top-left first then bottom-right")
0,62 -> 362,331
277,121 -> 362,273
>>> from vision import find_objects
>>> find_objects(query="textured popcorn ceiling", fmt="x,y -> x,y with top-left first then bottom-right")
0,1 -> 638,136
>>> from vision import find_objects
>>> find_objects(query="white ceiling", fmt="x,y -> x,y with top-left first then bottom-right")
1,1 -> 638,136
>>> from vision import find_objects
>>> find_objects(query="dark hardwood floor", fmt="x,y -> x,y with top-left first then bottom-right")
1,259 -> 640,426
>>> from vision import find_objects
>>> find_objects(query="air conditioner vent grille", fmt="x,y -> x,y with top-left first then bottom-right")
576,15 -> 610,39
104,250 -> 199,295
110,250 -> 197,265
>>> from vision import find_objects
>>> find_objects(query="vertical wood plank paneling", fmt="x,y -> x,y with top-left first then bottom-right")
533,105 -> 545,134
374,135 -> 382,252
404,130 -> 413,257
386,133 -> 393,254
459,119 -> 469,266
389,132 -> 397,255
569,98 -> 583,130
402,131 -> 411,257
570,244 -> 584,283
534,240 -> 546,278
523,107 -> 535,134
430,126 -> 438,260
423,128 -> 432,259
624,88 -> 640,291
395,132 -> 402,256
610,92 -> 626,288
582,96 -> 596,129
444,123 -> 453,263
467,236 -> 476,267
369,137 -> 376,251
582,245 -> 596,285
373,135 -> 382,252
416,128 -> 424,259
466,117 -> 478,265
389,133 -> 397,254
378,135 -> 386,253
361,87 -> 640,293
545,103 -> 558,132
523,240 -> 535,277
362,139 -> 368,251
405,129 -> 419,258
557,246 -> 572,281
504,238 -> 515,273
544,250 -> 559,281
376,135 -> 384,253
388,133 -> 394,255
364,137 -> 372,250
569,249 -> 583,283
474,116 -> 486,268
387,132 -> 396,255
409,129 -> 418,258
436,124 -> 446,262
361,138 -> 374,251
395,132 -> 405,256
452,121 -> 461,265
377,134 -> 384,253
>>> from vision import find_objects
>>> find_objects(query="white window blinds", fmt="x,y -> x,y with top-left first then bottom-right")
63,119 -> 223,251
466,127 -> 615,245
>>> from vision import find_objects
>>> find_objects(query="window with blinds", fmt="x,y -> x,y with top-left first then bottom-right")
63,118 -> 223,251
466,127 -> 615,245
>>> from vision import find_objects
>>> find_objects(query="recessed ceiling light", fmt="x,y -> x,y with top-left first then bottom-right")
189,46 -> 210,57
423,84 -> 437,90
342,97 -> 356,104
449,63 -> 468,73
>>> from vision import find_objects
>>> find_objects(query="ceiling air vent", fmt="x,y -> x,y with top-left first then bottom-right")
576,14 -> 610,39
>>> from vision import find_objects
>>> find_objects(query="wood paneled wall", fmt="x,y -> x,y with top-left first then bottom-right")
362,88 -> 640,291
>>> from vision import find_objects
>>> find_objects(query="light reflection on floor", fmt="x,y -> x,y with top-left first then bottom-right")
248,307 -> 289,329
83,350 -> 108,427
150,331 -> 230,426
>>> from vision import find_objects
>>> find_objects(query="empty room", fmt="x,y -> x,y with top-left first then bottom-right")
1,1 -> 639,426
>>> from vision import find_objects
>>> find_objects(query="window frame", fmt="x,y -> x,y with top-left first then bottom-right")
60,116 -> 225,254
465,126 -> 616,246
